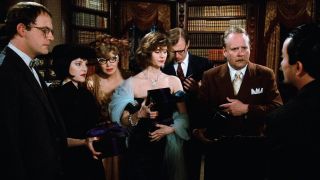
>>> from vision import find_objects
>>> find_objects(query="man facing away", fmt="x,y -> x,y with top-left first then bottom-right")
265,23 -> 320,180
0,2 -> 67,180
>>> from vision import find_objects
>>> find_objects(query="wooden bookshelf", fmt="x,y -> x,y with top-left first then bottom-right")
68,0 -> 111,44
182,0 -> 263,65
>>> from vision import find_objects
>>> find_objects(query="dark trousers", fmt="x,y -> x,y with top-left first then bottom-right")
204,136 -> 267,180
184,135 -> 205,180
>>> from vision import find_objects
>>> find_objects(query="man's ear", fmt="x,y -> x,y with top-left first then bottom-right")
16,23 -> 27,37
223,47 -> 227,58
186,40 -> 190,48
296,60 -> 306,77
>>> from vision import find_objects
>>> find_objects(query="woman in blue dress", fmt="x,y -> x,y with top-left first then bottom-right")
109,31 -> 190,180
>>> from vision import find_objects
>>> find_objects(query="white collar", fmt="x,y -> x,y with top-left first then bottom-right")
174,52 -> 189,66
228,62 -> 247,81
8,42 -> 33,67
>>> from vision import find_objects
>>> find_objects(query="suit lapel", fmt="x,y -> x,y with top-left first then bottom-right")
219,64 -> 235,97
7,49 -> 58,122
186,55 -> 195,78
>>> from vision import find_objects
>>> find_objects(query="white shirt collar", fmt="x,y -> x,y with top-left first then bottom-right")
8,42 -> 33,67
228,62 -> 247,81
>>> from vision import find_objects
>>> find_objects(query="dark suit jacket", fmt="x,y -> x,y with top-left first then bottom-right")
162,53 -> 213,129
265,80 -> 320,180
0,47 -> 67,180
162,53 -> 213,82
199,62 -> 283,136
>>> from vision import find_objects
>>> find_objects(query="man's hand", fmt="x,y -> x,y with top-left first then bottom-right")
193,128 -> 213,144
183,77 -> 199,93
219,97 -> 249,116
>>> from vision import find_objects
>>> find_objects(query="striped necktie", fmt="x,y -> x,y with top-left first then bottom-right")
177,63 -> 185,82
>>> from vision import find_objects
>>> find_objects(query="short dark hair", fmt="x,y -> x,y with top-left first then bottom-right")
167,27 -> 190,46
135,31 -> 170,70
4,2 -> 52,40
51,44 -> 96,80
287,23 -> 320,79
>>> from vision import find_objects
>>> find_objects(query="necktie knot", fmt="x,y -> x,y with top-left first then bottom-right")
235,71 -> 242,80
233,71 -> 242,95
29,58 -> 40,69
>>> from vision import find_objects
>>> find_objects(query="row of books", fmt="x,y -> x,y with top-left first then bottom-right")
72,12 -> 108,29
208,49 -> 225,61
72,0 -> 108,12
188,4 -> 247,17
187,19 -> 246,32
73,30 -> 104,44
189,33 -> 223,47
187,0 -> 236,2
189,48 -> 225,61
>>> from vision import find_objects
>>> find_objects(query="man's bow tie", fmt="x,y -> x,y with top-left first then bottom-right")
29,58 -> 40,69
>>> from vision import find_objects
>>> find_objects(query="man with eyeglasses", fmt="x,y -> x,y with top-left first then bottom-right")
0,2 -> 67,180
162,27 -> 213,180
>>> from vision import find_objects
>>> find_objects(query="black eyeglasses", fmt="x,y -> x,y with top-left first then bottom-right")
97,55 -> 119,64
29,26 -> 54,38
171,44 -> 187,55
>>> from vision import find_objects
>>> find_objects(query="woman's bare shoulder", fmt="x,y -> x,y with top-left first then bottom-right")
163,74 -> 183,92
131,72 -> 146,83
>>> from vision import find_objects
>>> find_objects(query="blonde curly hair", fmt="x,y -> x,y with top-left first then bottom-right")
89,34 -> 130,70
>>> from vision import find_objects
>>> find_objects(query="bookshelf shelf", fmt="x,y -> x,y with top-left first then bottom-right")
72,5 -> 109,16
190,46 -> 222,49
188,16 -> 247,20
69,0 -> 110,44
187,1 -> 245,6
185,1 -> 253,63
72,25 -> 108,32
189,31 -> 222,34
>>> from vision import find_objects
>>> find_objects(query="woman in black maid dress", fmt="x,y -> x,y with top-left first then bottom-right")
51,44 -> 105,180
